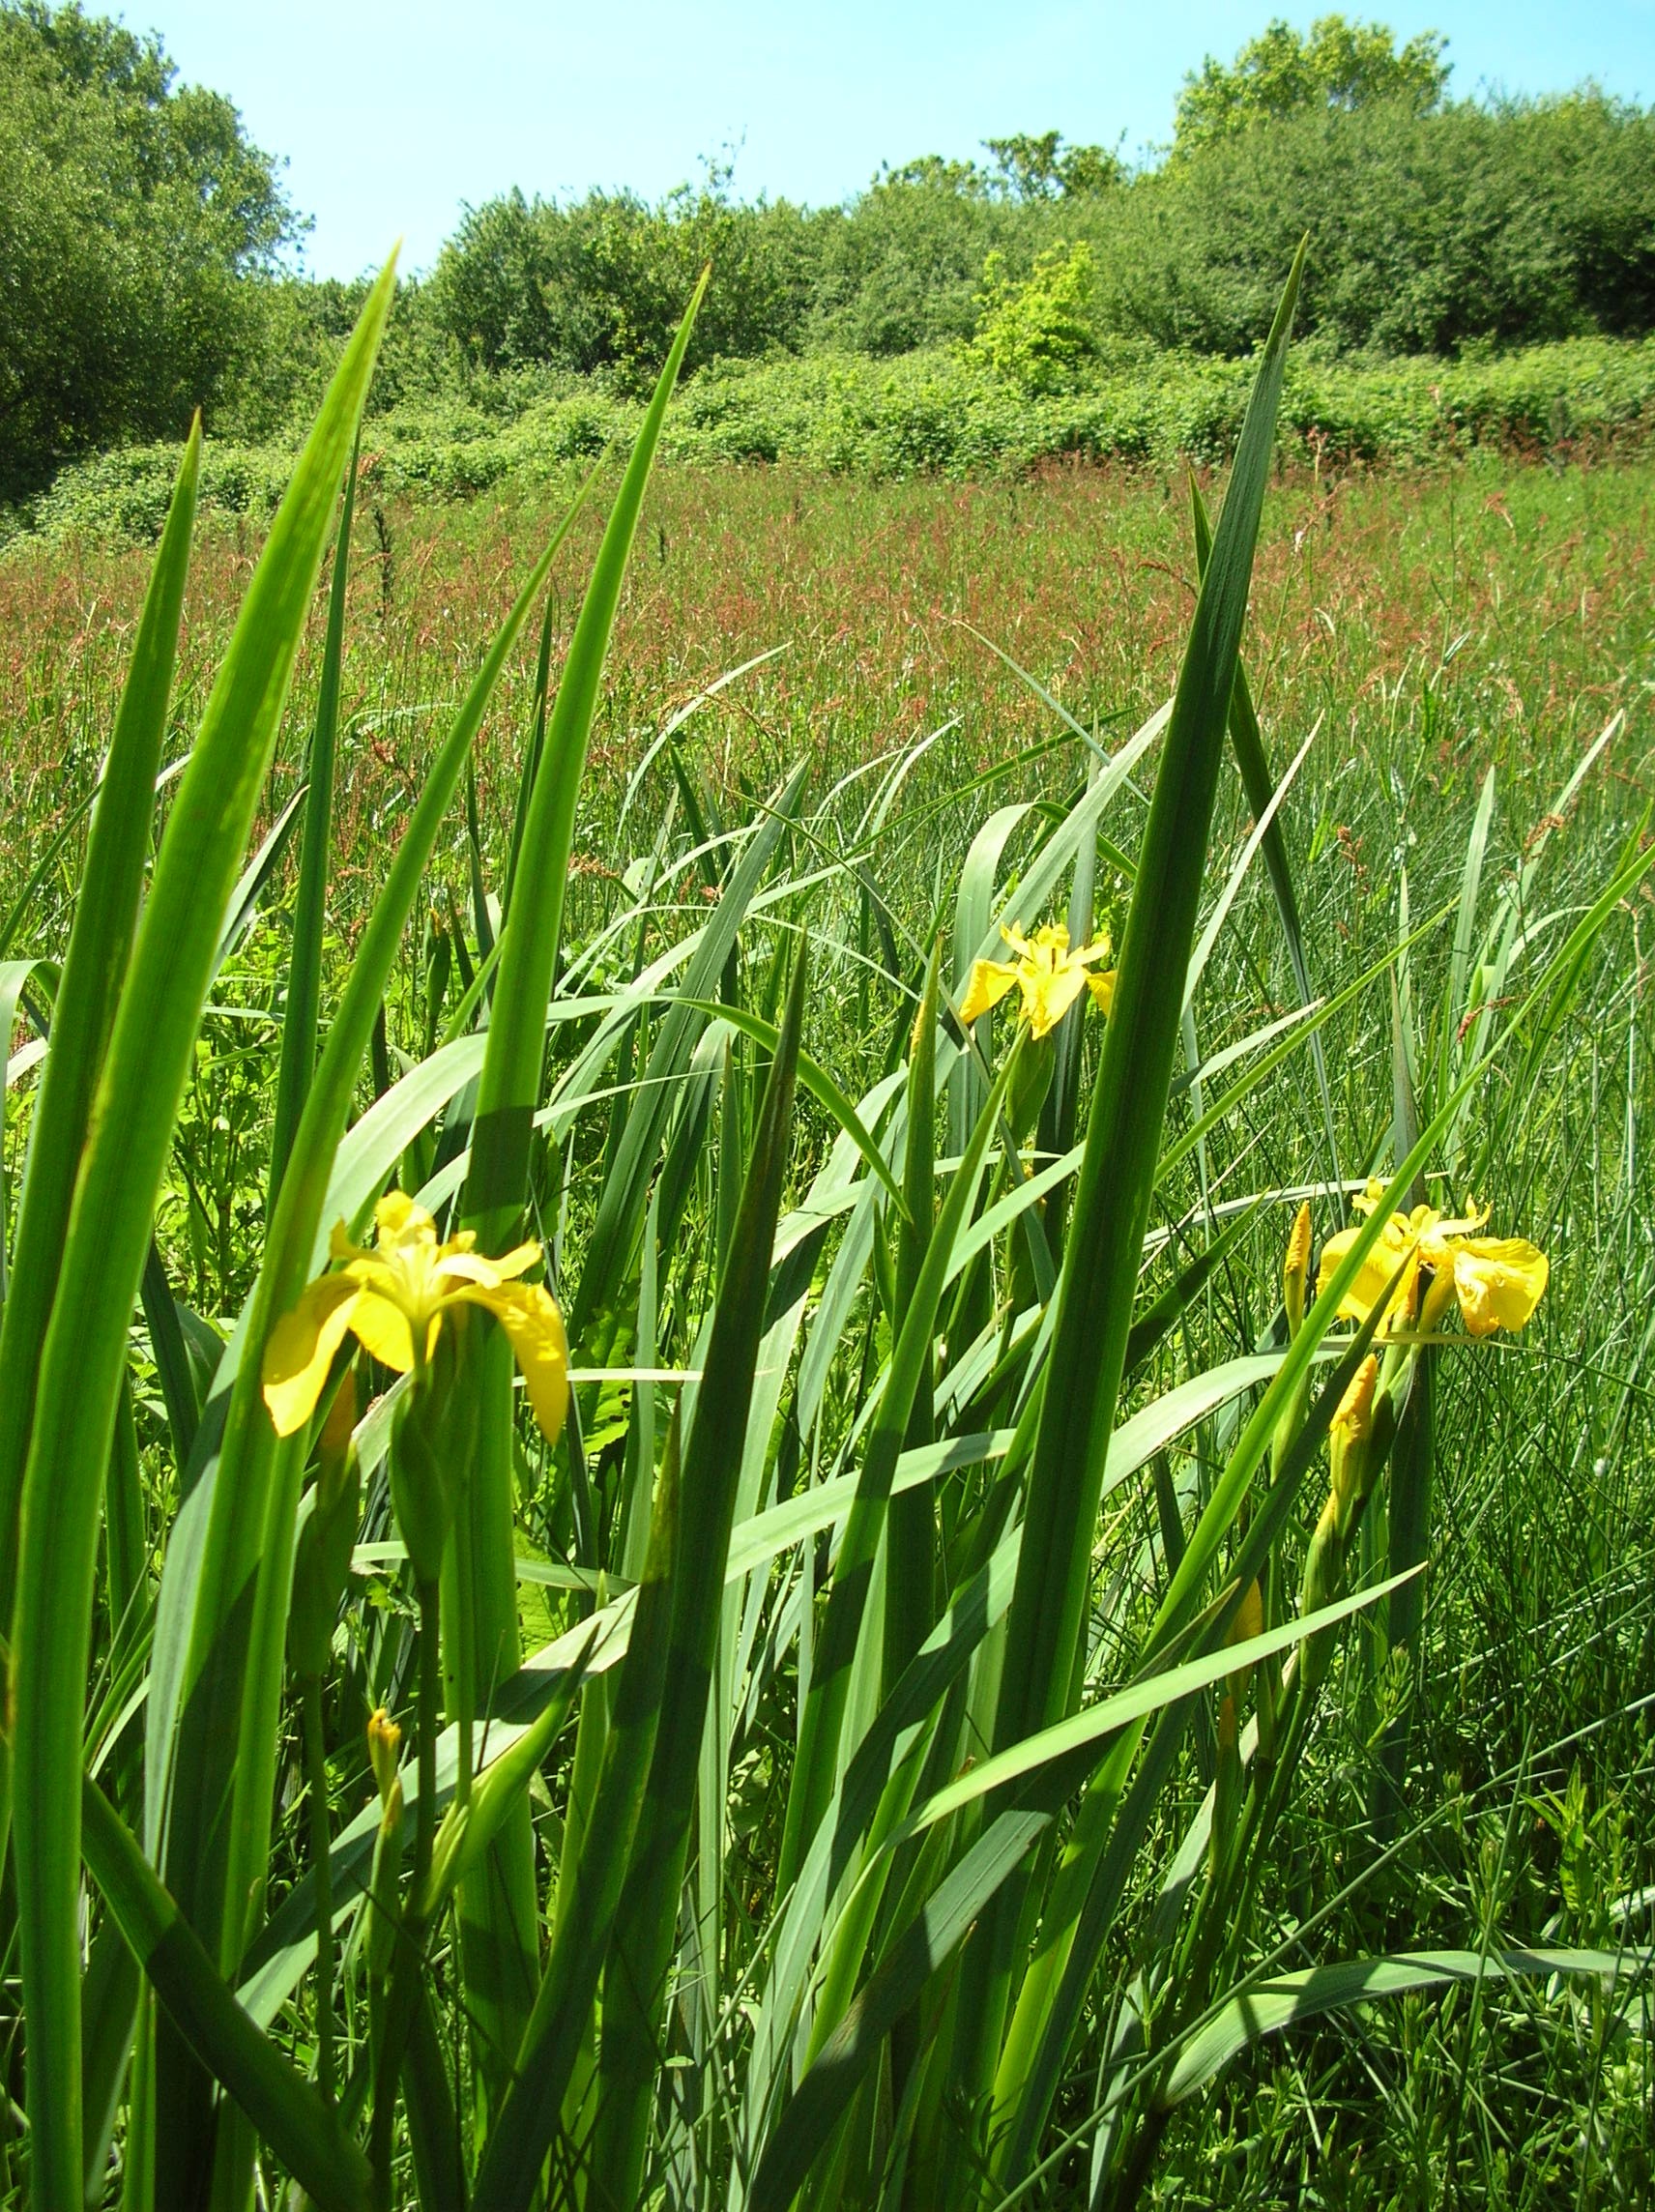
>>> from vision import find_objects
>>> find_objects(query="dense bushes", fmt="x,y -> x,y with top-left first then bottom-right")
394,89 -> 1655,398
1079,92 -> 1655,357
0,1 -> 297,500
22,333 -> 1652,542
425,177 -> 828,382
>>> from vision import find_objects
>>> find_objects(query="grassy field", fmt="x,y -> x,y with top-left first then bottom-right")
0,283 -> 1651,2211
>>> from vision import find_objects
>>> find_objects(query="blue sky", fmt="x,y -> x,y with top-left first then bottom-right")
132,1 -> 1655,277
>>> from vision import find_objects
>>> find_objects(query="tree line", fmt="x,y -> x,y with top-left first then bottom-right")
5,4 -> 1654,503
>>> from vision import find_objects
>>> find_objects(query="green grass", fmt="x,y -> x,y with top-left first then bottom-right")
0,280 -> 1650,2211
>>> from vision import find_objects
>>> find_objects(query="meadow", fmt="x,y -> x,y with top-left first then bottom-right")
0,266 -> 1650,2210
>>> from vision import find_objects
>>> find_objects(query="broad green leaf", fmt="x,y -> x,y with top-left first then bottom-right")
80,1778 -> 371,2212
11,265 -> 392,2210
961,247 -> 1306,2119
778,1037 -> 1019,1894
451,273 -> 709,2086
267,437 -> 360,1210
586,949 -> 806,2212
0,428 -> 196,1622
1164,1948 -> 1650,2105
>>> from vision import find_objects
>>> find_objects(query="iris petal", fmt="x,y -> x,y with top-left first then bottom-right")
1317,1222 -> 1420,1327
1025,959 -> 1089,1039
434,1250 -> 506,1289
460,1281 -> 570,1443
263,1277 -> 364,1439
347,1288 -> 418,1375
1453,1238 -> 1550,1336
959,959 -> 1020,1026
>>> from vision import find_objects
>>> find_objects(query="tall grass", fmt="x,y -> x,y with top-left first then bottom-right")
0,259 -> 1649,2212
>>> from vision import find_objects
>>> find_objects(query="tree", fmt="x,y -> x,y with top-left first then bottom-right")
983,131 -> 1124,200
428,179 -> 824,385
0,1 -> 300,501
1174,15 -> 1449,153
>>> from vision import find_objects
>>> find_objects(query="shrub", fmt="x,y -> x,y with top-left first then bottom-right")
972,241 -> 1099,393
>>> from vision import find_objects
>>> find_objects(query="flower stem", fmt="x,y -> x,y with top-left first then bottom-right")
416,1577 -> 442,1894
300,1674 -> 335,2107
370,1578 -> 444,2206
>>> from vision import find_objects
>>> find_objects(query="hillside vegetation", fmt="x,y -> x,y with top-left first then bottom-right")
5,6 -> 1655,517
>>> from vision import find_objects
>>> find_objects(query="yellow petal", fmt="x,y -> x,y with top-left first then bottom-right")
485,1238 -> 541,1282
434,1237 -> 542,1291
434,1250 -> 507,1290
1023,959 -> 1089,1040
1330,1352 -> 1379,1446
1285,1200 -> 1312,1289
459,1281 -> 570,1443
959,958 -> 1019,1027
346,1287 -> 418,1375
1087,969 -> 1116,1017
329,1217 -> 369,1264
263,1277 -> 365,1439
374,1190 -> 421,1240
1317,1222 -> 1419,1327
1452,1238 -> 1549,1336
1227,1578 -> 1263,1646
1071,933 -> 1112,968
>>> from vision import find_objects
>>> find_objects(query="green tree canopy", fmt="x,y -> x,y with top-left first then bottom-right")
982,131 -> 1125,200
0,0 -> 299,501
1174,15 -> 1450,152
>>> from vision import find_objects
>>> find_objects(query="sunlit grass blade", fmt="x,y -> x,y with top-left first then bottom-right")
886,942 -> 941,1694
213,779 -> 307,972
0,424 -> 197,1635
469,1429 -> 682,2212
464,269 -> 709,1251
588,948 -> 806,2212
1187,474 -> 1317,1021
79,1779 -> 372,2212
9,260 -> 393,2212
749,1813 -> 1051,2212
267,434 -> 360,1212
950,802 -> 1032,1150
1162,1948 -> 1652,2105
777,1033 -> 1018,1897
445,270 -> 707,2091
569,760 -> 806,1345
956,244 -> 1306,2127
146,452 -> 596,2197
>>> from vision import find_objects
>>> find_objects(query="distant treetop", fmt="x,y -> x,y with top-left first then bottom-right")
875,131 -> 1123,202
1174,15 -> 1450,153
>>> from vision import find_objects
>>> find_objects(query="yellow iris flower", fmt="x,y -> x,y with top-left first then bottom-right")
1317,1179 -> 1548,1339
1329,1352 -> 1379,1449
262,1191 -> 569,1444
958,922 -> 1116,1042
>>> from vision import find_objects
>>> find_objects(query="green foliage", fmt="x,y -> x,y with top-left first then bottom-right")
8,1 -> 1655,509
1091,90 -> 1655,357
1,284 -> 1651,2206
427,170 -> 824,387
1174,12 -> 1450,152
25,332 -> 1655,541
982,129 -> 1125,199
973,239 -> 1099,393
0,0 -> 299,500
